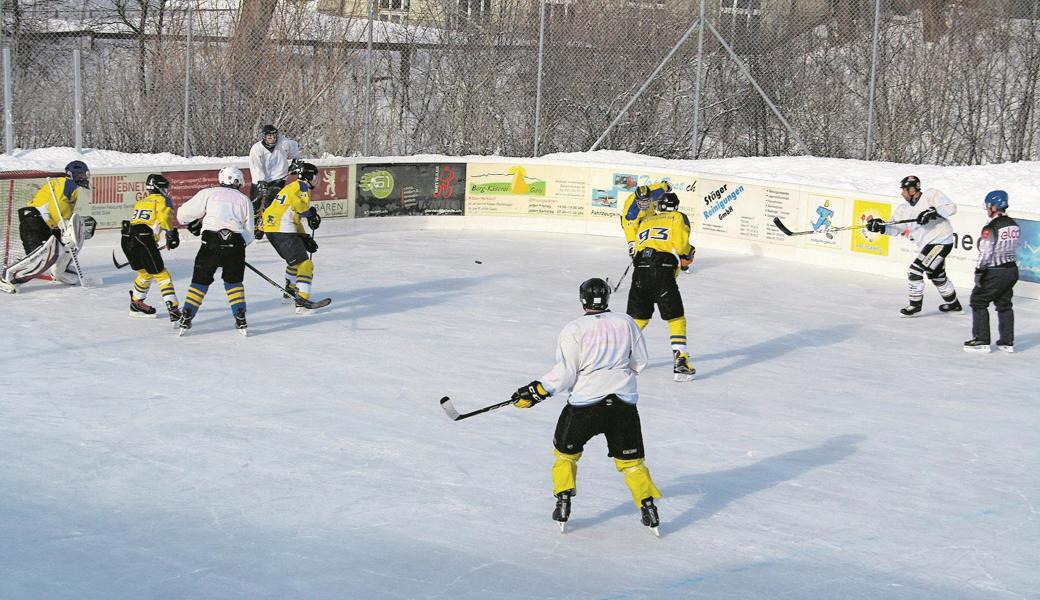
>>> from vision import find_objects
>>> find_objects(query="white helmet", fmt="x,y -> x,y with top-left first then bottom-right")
218,166 -> 244,189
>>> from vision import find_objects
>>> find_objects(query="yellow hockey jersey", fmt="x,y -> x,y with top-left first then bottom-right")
262,180 -> 311,234
633,210 -> 694,265
620,182 -> 671,251
129,193 -> 176,241
28,177 -> 81,228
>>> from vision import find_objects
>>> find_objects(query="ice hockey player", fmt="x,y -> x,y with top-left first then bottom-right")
964,190 -> 1021,353
620,181 -> 670,259
175,167 -> 254,336
121,174 -> 182,322
865,175 -> 962,316
248,124 -> 302,229
0,160 -> 96,294
626,191 -> 696,381
511,277 -> 662,536
259,161 -> 323,313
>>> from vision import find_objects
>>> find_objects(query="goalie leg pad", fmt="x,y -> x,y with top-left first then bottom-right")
552,449 -> 582,496
615,458 -> 662,507
5,237 -> 59,284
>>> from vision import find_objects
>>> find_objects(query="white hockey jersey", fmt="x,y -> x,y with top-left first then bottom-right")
884,188 -> 957,249
177,186 -> 255,246
539,311 -> 648,407
248,136 -> 302,183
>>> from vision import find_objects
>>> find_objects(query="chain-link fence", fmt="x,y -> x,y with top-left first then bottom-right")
1,0 -> 1038,165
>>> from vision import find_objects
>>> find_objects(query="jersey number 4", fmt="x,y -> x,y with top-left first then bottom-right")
638,227 -> 669,242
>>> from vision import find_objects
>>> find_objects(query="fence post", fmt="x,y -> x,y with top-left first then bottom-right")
691,0 -> 706,159
364,0 -> 375,157
864,0 -> 881,160
532,0 -> 547,157
3,47 -> 12,154
74,48 -> 82,153
183,2 -> 193,158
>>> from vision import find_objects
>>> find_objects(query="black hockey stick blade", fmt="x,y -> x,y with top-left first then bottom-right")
440,396 -> 515,421
112,250 -> 130,269
772,216 -> 795,236
300,297 -> 332,310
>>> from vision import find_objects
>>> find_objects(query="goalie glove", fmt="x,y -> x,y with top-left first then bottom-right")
186,219 -> 203,236
512,381 -> 549,409
302,208 -> 321,230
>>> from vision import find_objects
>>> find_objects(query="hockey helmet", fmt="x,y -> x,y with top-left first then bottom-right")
292,161 -> 319,186
218,166 -> 244,189
262,124 -> 278,138
900,175 -> 921,191
579,277 -> 611,311
984,190 -> 1009,211
145,174 -> 171,195
658,191 -> 680,212
65,160 -> 90,189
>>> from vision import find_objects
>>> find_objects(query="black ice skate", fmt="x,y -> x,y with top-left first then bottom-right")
996,340 -> 1014,353
177,311 -> 194,336
938,299 -> 963,313
166,302 -> 182,324
234,308 -> 248,336
673,351 -> 695,382
963,338 -> 991,353
283,280 -> 297,303
640,497 -> 660,537
553,490 -> 573,533
129,291 -> 157,318
899,301 -> 923,317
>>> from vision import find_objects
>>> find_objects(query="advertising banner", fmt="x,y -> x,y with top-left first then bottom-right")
799,191 -> 850,250
587,169 -> 699,223
309,166 -> 351,218
1017,217 -> 1040,284
357,163 -> 465,217
697,178 -> 799,243
761,186 -> 800,243
850,199 -> 893,256
85,173 -> 151,230
465,163 -> 587,218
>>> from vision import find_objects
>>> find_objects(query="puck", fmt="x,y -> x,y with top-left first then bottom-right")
474,260 -> 483,264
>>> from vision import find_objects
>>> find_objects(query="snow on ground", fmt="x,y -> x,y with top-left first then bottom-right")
1,219 -> 1037,599
3,147 -> 1039,213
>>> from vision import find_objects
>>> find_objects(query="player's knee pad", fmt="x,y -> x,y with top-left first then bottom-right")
614,458 -> 662,506
634,318 -> 649,330
552,449 -> 582,495
3,236 -> 59,283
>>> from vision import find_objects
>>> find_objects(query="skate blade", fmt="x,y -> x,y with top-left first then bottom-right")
557,521 -> 566,533
177,327 -> 188,337
963,345 -> 991,353
899,313 -> 920,318
648,526 -> 660,537
237,328 -> 248,337
129,311 -> 157,319
673,373 -> 695,382
997,345 -> 1014,353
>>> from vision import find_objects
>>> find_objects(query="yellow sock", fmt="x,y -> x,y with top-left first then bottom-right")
552,449 -> 582,495
615,458 -> 661,507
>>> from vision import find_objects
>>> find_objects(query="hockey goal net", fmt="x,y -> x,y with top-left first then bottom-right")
1,170 -> 63,271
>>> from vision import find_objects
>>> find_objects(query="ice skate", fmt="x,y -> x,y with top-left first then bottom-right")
283,280 -> 298,303
899,301 -> 923,317
177,311 -> 194,336
963,338 -> 991,353
996,341 -> 1014,353
553,490 -> 572,533
640,497 -> 660,537
0,279 -> 18,294
166,302 -> 182,324
673,351 -> 695,382
234,308 -> 248,336
129,291 -> 157,319
938,299 -> 962,313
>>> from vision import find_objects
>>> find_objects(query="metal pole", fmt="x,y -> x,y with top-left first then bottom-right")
73,48 -> 82,152
3,47 -> 12,153
691,0 -> 706,159
183,2 -> 193,157
590,17 -> 702,152
364,0 -> 375,156
705,20 -> 809,155
864,0 -> 881,160
532,0 -> 547,157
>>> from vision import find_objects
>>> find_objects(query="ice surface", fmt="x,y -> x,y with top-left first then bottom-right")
1,220 -> 1037,599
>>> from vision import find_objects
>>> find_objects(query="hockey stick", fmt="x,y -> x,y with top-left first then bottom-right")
243,260 -> 331,310
439,396 -> 516,421
46,178 -> 85,286
772,216 -> 916,237
608,262 -> 632,292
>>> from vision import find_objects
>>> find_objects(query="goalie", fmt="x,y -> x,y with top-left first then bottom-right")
0,161 -> 95,294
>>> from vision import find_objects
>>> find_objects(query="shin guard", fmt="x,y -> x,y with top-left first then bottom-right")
615,458 -> 662,507
552,449 -> 582,496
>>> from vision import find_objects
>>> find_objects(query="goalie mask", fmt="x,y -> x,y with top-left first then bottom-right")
65,160 -> 91,190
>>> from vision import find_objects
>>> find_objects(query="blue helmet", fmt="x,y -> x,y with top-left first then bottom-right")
65,160 -> 90,189
984,190 -> 1009,211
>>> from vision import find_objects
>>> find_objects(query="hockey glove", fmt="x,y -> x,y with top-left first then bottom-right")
627,241 -> 635,259
186,219 -> 203,236
254,228 -> 265,240
865,218 -> 886,233
166,229 -> 180,250
512,381 -> 549,409
916,207 -> 939,225
303,208 -> 322,230
302,235 -> 319,254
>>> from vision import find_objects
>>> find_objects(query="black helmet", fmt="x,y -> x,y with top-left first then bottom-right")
65,160 -> 90,189
292,161 -> 319,186
261,124 -> 278,138
579,278 -> 611,311
900,175 -> 921,191
658,191 -> 680,212
145,174 -> 170,195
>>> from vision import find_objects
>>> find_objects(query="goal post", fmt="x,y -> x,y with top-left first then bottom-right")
0,170 -> 63,271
